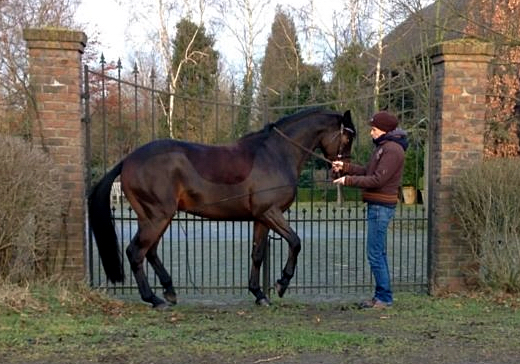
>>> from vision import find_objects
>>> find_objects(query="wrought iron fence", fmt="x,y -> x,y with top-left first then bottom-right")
84,62 -> 429,301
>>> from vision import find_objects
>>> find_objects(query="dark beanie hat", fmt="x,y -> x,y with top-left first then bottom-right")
369,111 -> 398,132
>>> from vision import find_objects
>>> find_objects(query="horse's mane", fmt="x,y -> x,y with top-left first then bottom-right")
268,107 -> 326,130
237,107 -> 328,148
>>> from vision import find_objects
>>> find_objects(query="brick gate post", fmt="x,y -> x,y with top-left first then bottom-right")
23,29 -> 88,280
427,40 -> 495,293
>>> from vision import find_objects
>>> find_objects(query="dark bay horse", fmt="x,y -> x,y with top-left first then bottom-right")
88,108 -> 356,308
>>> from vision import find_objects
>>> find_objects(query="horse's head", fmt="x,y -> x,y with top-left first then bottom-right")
319,110 -> 357,162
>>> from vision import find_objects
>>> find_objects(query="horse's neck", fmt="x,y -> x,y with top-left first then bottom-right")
272,123 -> 321,172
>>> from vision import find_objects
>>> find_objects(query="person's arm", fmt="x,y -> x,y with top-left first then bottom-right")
331,160 -> 366,176
334,145 -> 401,188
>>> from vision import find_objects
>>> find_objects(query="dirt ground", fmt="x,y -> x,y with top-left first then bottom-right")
3,294 -> 520,364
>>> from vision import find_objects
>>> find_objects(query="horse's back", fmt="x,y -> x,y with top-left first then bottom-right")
123,138 -> 257,185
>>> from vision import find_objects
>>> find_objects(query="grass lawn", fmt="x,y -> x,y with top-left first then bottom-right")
1,282 -> 519,364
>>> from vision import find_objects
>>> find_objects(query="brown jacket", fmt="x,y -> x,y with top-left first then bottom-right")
342,130 -> 408,206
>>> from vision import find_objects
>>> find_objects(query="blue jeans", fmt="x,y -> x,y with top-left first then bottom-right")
366,203 -> 396,304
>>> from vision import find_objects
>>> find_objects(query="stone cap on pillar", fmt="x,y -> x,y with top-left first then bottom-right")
429,38 -> 495,64
23,28 -> 87,53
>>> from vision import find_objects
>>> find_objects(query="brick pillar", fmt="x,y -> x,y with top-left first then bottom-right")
23,29 -> 88,280
428,40 -> 494,294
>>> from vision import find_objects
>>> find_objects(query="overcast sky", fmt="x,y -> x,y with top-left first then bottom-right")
75,0 -> 349,72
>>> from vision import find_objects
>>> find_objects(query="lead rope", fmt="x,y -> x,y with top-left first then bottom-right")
272,126 -> 337,164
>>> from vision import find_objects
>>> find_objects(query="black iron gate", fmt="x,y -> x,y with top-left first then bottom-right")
84,62 -> 428,301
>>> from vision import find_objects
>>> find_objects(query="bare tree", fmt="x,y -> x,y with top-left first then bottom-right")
216,0 -> 270,86
0,0 -> 80,135
121,0 -> 216,137
373,0 -> 385,110
213,0 -> 271,135
295,0 -> 373,77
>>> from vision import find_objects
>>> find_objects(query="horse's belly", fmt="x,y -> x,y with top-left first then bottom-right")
185,204 -> 253,220
178,189 -> 252,219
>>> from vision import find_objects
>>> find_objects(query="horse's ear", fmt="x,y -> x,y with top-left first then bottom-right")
343,110 -> 352,124
264,123 -> 274,133
342,110 -> 356,137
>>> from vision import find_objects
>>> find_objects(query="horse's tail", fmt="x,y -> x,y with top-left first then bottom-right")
88,161 -> 125,283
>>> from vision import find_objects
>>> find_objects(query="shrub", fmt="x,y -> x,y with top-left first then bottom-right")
402,143 -> 424,188
0,136 -> 62,283
452,158 -> 520,292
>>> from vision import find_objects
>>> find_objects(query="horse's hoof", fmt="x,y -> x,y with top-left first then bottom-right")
164,292 -> 177,305
255,297 -> 271,306
275,280 -> 287,298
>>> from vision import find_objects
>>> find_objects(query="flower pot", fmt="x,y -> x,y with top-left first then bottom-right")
402,186 -> 417,205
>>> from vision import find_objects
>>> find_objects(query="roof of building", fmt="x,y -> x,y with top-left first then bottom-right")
369,0 -> 473,69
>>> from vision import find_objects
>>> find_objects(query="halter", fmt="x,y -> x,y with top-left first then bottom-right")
337,124 -> 355,159
273,124 -> 352,164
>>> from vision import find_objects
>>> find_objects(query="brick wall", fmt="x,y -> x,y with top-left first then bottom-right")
23,29 -> 88,280
427,40 -> 495,293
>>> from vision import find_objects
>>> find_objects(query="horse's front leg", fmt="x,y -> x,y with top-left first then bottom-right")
261,207 -> 301,298
249,221 -> 270,306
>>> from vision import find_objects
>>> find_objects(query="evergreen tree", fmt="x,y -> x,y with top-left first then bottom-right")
331,42 -> 367,104
172,18 -> 219,97
234,75 -> 253,139
259,7 -> 326,121
169,18 -> 220,141
260,7 -> 305,120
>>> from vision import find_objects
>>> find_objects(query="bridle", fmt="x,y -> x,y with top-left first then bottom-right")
337,124 -> 355,160
273,124 -> 353,165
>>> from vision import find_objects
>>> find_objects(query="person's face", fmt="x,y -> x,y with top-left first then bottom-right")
370,126 -> 386,139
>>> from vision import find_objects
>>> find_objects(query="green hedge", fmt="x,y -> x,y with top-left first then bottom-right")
296,187 -> 361,202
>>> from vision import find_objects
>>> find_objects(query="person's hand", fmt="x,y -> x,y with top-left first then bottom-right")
333,176 -> 353,186
332,161 -> 343,173
333,176 -> 346,185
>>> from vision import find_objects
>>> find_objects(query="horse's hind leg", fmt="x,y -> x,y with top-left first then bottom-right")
126,231 -> 164,307
249,221 -> 270,306
126,218 -> 171,308
146,243 -> 177,305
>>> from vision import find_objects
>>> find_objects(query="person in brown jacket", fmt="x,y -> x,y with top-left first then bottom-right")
332,111 -> 408,308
